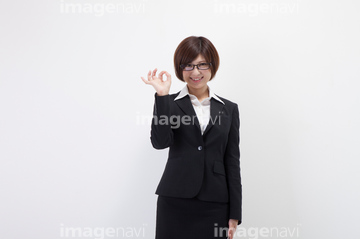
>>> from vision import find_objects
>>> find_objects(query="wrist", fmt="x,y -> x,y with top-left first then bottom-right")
156,92 -> 169,96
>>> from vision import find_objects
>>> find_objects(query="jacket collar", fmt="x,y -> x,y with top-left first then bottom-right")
174,85 -> 225,105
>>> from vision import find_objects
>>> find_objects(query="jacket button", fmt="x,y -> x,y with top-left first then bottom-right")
198,146 -> 202,150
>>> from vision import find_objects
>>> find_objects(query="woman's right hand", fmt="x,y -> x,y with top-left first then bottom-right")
141,68 -> 171,96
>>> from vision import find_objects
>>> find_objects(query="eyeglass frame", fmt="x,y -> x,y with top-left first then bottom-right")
180,62 -> 212,71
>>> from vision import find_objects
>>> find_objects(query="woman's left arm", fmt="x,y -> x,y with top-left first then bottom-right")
224,103 -> 242,225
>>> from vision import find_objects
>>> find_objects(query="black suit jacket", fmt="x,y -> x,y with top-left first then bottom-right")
150,91 -> 242,224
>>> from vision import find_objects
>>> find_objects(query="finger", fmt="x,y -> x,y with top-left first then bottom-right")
228,222 -> 234,239
158,71 -> 166,81
164,71 -> 172,82
230,225 -> 237,239
141,76 -> 149,84
152,68 -> 158,78
228,228 -> 233,239
147,70 -> 152,81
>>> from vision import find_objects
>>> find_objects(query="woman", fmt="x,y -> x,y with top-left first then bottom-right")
141,36 -> 242,239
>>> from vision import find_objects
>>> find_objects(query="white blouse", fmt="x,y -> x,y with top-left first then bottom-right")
174,85 -> 225,135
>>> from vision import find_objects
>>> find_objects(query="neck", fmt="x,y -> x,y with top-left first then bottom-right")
187,85 -> 209,100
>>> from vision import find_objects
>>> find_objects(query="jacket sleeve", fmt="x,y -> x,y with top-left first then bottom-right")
224,103 -> 242,224
150,93 -> 174,149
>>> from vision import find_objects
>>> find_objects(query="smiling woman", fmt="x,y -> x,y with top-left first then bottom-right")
141,36 -> 242,239
174,36 -> 220,80
180,54 -> 213,101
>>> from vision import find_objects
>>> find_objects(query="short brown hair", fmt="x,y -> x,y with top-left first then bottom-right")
174,36 -> 220,82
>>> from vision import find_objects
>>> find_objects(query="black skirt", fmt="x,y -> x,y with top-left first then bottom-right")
155,195 -> 229,239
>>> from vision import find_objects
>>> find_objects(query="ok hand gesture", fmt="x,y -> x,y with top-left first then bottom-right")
141,68 -> 171,96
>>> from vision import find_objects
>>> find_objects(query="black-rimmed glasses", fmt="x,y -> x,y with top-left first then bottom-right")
180,62 -> 212,71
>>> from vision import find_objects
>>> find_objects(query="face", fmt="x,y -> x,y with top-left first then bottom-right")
182,54 -> 212,93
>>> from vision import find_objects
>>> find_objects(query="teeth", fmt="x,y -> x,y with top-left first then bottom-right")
192,77 -> 202,81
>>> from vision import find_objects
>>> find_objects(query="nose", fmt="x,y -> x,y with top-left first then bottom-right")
191,67 -> 201,75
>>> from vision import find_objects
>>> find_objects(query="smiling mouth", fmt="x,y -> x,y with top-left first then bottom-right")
190,76 -> 203,82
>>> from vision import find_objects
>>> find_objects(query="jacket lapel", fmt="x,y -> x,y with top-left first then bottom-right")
203,98 -> 224,136
174,92 -> 225,136
174,95 -> 201,132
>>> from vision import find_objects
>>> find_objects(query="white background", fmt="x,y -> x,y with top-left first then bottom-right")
0,0 -> 359,238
